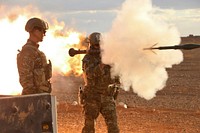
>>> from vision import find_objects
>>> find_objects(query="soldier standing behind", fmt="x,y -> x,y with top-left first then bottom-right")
17,17 -> 52,95
81,32 -> 120,133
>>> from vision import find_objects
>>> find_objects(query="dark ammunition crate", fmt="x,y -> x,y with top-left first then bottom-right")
0,93 -> 57,133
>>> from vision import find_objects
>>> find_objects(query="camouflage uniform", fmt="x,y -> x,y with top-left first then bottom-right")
81,52 -> 119,133
17,39 -> 52,95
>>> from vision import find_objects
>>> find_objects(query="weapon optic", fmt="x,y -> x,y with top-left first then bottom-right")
68,48 -> 101,57
143,43 -> 200,51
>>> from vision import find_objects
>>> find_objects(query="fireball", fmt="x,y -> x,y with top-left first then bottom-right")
0,7 -> 87,95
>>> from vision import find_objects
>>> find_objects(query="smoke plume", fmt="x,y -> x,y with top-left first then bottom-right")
101,0 -> 183,100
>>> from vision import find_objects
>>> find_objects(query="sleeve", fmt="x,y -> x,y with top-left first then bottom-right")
17,48 -> 36,90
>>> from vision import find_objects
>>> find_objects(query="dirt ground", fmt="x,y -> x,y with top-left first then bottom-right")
54,38 -> 200,133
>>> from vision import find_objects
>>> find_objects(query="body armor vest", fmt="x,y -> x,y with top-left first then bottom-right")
17,40 -> 52,94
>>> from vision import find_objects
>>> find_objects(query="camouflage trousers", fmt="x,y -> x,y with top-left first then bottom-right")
82,94 -> 119,133
22,86 -> 51,95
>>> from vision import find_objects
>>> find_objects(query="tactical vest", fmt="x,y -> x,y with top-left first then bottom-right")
17,41 -> 52,94
82,54 -> 112,94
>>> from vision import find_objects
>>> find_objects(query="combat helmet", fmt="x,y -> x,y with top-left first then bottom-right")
89,32 -> 101,45
25,17 -> 49,32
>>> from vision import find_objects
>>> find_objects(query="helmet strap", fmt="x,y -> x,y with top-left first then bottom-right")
29,30 -> 41,43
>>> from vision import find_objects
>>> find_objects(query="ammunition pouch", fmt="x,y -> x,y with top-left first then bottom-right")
33,66 -> 52,93
107,84 -> 120,100
38,81 -> 52,93
45,60 -> 52,80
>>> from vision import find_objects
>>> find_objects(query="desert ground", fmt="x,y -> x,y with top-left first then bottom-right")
53,36 -> 200,133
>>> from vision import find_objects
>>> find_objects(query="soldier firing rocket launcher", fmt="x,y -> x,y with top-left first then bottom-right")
143,43 -> 200,51
69,44 -> 200,56
68,48 -> 100,57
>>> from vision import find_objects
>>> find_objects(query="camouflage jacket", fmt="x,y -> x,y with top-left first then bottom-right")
82,53 -> 114,94
17,39 -> 52,95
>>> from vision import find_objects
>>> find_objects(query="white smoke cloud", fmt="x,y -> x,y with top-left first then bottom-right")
101,0 -> 183,100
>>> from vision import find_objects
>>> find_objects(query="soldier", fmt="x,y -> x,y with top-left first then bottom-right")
17,17 -> 52,95
81,32 -> 120,133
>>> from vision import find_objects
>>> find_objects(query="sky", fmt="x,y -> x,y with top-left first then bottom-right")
0,0 -> 200,36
